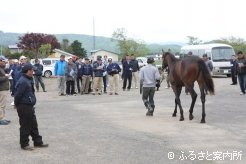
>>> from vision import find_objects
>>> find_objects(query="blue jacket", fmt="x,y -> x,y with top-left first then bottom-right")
107,63 -> 121,75
14,74 -> 36,106
93,63 -> 105,77
54,60 -> 67,76
81,64 -> 93,76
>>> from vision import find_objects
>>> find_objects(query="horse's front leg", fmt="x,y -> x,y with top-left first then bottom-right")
188,85 -> 197,120
174,86 -> 184,121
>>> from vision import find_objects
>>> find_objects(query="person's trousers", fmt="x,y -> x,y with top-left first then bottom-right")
81,76 -> 91,94
93,77 -> 103,94
66,80 -> 75,95
57,76 -> 66,95
103,75 -> 108,92
76,76 -> 82,93
123,71 -> 132,89
109,74 -> 119,94
238,73 -> 246,94
132,71 -> 139,88
9,79 -> 13,92
34,75 -> 45,91
231,70 -> 237,84
142,87 -> 156,107
16,104 -> 43,147
0,91 -> 7,120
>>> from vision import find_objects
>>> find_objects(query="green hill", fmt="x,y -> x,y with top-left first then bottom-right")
0,31 -> 181,54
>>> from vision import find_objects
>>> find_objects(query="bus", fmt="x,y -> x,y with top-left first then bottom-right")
180,43 -> 235,77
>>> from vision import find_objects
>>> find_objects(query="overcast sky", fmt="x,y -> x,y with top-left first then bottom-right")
1,0 -> 245,43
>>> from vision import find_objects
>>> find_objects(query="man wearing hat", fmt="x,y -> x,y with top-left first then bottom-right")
80,57 -> 93,94
92,58 -> 105,95
139,57 -> 160,116
65,57 -> 77,95
106,58 -> 121,95
33,59 -> 46,92
12,55 -> 27,96
0,56 -> 11,125
14,63 -> 48,150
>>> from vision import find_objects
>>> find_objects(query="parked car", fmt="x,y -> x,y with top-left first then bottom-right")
30,58 -> 59,77
136,57 -> 147,68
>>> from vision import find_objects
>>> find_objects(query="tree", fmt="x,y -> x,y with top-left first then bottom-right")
39,44 -> 52,58
69,40 -> 87,58
61,39 -> 70,51
18,33 -> 60,58
187,36 -> 203,45
112,28 -> 149,57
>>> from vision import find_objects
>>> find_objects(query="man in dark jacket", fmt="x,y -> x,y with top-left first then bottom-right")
92,58 -> 105,95
230,55 -> 238,85
80,58 -> 93,94
0,56 -> 11,125
33,59 -> 46,92
107,58 -> 121,95
122,55 -> 133,91
236,51 -> 246,95
14,63 -> 48,151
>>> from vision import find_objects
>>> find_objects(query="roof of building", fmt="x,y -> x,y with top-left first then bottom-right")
8,44 -> 20,49
90,49 -> 119,55
53,49 -> 74,56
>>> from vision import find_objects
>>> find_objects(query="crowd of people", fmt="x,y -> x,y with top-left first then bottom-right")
0,50 -> 246,150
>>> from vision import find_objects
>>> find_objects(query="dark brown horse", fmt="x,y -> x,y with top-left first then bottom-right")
162,51 -> 214,123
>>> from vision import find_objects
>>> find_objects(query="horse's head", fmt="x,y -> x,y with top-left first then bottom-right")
162,50 -> 170,69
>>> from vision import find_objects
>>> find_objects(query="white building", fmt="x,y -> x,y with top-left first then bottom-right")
90,49 -> 119,62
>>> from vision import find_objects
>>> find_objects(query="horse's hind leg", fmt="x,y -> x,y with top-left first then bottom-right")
188,85 -> 197,120
172,99 -> 177,117
199,85 -> 206,123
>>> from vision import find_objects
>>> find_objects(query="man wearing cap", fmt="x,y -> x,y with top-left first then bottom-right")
14,63 -> 48,150
65,57 -> 77,95
12,55 -> 28,96
54,55 -> 67,96
139,57 -> 160,116
33,59 -> 46,92
80,57 -> 93,94
92,58 -> 105,95
106,58 -> 121,95
0,56 -> 11,125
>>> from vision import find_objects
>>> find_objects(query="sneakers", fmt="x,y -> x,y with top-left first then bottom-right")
135,87 -> 138,89
115,93 -> 119,95
0,120 -> 10,125
11,101 -> 15,106
165,86 -> 169,89
240,92 -> 245,95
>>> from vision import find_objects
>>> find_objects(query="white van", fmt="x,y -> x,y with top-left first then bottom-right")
180,43 -> 235,77
30,58 -> 59,77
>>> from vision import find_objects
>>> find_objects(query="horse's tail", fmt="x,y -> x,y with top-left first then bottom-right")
198,60 -> 215,95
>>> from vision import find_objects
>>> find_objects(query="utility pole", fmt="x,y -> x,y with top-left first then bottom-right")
93,17 -> 95,50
